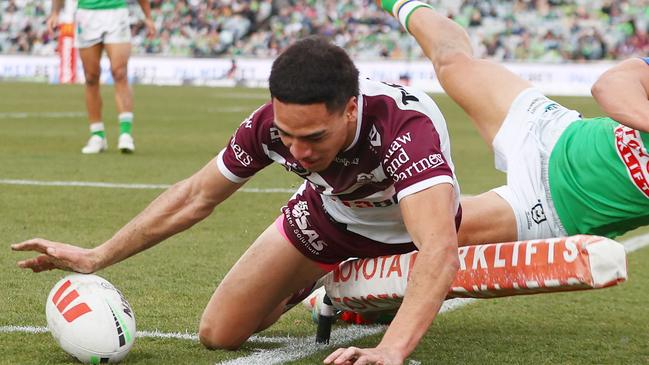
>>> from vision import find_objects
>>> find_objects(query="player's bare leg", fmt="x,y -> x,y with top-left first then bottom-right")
198,223 -> 328,350
458,192 -> 516,245
79,44 -> 108,153
105,43 -> 135,153
79,44 -> 104,124
407,8 -> 532,146
105,43 -> 132,114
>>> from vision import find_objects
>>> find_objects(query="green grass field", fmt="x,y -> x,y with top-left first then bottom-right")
1,82 -> 648,364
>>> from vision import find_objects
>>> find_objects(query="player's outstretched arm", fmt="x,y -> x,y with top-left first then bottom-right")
592,58 -> 649,133
324,184 -> 459,365
12,157 -> 243,273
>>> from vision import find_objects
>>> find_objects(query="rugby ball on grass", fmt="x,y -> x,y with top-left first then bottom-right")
45,274 -> 136,363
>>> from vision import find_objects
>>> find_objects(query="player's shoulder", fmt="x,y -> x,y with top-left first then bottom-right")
360,78 -> 442,117
232,102 -> 276,145
240,102 -> 274,128
360,78 -> 446,137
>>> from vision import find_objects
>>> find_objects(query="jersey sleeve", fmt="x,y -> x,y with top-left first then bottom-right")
642,57 -> 649,66
216,105 -> 273,183
382,116 -> 455,202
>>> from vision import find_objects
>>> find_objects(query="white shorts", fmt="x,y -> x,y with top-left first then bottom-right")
74,8 -> 131,49
491,88 -> 581,240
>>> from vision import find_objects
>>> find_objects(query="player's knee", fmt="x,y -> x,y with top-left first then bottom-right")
111,66 -> 128,83
436,50 -> 472,73
84,73 -> 100,87
198,321 -> 246,350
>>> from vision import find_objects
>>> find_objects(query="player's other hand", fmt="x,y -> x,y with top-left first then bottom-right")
324,346 -> 404,365
46,13 -> 59,36
11,238 -> 101,274
144,18 -> 156,38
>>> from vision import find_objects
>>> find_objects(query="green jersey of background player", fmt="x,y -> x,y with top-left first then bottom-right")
77,0 -> 126,9
376,0 -> 649,250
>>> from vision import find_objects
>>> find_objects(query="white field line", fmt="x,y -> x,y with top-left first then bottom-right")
0,112 -> 85,119
0,179 -> 295,194
2,232 -> 648,363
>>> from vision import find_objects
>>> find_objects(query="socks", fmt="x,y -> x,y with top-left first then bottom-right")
380,0 -> 432,33
118,112 -> 133,135
89,122 -> 105,138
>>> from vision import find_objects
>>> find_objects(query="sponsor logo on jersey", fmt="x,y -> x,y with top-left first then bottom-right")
614,125 -> 649,199
285,201 -> 328,255
335,156 -> 360,166
388,153 -> 445,183
230,139 -> 253,166
384,133 -> 412,160
369,125 -> 381,147
341,197 -> 397,209
269,127 -> 281,141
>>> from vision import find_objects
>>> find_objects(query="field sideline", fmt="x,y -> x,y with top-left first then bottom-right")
2,82 -> 648,364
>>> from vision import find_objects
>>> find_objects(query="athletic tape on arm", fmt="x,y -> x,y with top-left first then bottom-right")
314,235 -> 627,313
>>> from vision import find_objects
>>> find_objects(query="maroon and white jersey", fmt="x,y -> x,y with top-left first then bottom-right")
217,78 -> 461,244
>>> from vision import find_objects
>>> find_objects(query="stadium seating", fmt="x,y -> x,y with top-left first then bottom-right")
1,0 -> 647,61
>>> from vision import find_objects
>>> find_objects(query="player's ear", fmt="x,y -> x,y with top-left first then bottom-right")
344,97 -> 357,122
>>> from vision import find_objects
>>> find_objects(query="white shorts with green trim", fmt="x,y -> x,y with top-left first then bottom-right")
491,88 -> 580,240
74,8 -> 131,49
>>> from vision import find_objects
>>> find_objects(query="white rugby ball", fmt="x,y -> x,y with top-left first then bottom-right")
45,274 -> 136,364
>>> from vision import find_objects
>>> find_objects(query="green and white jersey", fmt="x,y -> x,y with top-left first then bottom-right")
77,0 -> 126,10
549,117 -> 649,237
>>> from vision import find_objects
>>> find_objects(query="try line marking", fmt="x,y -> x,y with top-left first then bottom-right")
2,233 -> 648,364
0,179 -> 296,194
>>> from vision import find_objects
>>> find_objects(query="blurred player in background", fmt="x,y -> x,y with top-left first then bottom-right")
47,0 -> 155,154
13,36 -> 462,365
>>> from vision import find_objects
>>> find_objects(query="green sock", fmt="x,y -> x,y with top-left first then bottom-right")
119,112 -> 133,135
89,122 -> 105,138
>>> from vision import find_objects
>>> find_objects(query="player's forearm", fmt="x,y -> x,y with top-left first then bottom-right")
377,240 -> 459,358
137,0 -> 153,19
51,0 -> 64,15
92,178 -> 221,269
592,59 -> 649,132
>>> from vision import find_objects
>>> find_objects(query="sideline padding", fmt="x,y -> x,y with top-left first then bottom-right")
313,235 -> 627,313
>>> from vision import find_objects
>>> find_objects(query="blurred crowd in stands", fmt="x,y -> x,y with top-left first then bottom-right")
1,0 -> 647,62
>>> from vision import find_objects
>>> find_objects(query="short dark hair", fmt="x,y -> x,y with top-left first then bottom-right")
269,36 -> 359,114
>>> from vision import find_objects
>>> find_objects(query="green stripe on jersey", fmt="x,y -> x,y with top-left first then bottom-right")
549,117 -> 649,238
78,0 -> 126,9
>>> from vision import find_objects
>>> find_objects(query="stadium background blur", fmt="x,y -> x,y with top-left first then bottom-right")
4,1 -> 649,364
2,0 -> 647,61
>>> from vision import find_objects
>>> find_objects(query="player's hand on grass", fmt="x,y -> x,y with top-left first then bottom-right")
11,238 -> 101,274
324,346 -> 404,365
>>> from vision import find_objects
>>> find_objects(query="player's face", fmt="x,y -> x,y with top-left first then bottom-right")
273,98 -> 357,172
